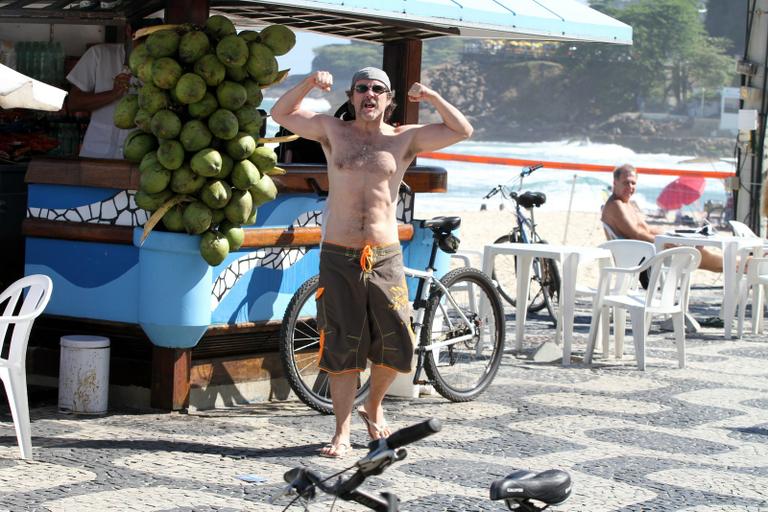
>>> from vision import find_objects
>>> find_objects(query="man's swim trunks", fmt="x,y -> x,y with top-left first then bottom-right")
317,242 -> 415,374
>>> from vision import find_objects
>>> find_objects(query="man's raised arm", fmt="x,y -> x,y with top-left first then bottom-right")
271,71 -> 334,142
406,83 -> 473,154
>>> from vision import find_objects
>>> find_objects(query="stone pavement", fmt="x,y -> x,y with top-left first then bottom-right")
0,286 -> 767,511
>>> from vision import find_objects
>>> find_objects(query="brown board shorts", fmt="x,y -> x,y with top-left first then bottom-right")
317,242 -> 415,374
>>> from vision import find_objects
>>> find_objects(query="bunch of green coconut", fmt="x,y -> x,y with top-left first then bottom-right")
114,15 -> 296,265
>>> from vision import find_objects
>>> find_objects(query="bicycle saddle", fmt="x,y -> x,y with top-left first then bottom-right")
422,216 -> 461,233
490,469 -> 571,506
517,191 -> 546,209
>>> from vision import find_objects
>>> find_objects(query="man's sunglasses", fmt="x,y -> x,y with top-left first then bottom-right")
353,84 -> 389,95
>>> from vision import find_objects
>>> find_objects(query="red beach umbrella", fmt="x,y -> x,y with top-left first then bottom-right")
656,176 -> 706,210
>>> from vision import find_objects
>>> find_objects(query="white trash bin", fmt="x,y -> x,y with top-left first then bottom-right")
58,335 -> 110,414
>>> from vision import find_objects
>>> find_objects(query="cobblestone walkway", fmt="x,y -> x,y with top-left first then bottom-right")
0,286 -> 766,511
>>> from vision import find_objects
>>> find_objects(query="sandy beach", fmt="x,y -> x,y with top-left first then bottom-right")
432,208 -> 724,288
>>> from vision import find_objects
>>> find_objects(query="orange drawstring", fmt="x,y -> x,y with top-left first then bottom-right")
360,245 -> 373,272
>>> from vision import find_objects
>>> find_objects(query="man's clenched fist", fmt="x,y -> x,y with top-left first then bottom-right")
309,71 -> 333,92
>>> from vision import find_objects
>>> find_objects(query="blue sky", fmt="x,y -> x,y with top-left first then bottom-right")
276,31 -> 349,75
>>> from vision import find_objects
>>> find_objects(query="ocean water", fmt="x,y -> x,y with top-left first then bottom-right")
262,98 -> 732,215
417,140 -> 732,215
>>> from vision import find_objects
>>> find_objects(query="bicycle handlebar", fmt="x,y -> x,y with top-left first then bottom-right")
280,419 -> 442,511
520,163 -> 543,177
484,164 -> 543,199
385,417 -> 442,449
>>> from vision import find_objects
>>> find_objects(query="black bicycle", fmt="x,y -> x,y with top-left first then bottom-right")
484,164 -> 561,326
279,215 -> 506,415
272,418 -> 573,511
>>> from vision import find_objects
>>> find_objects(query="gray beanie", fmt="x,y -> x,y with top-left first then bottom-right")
350,67 -> 391,91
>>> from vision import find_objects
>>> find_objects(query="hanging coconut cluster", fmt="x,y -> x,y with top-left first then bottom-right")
114,15 -> 296,265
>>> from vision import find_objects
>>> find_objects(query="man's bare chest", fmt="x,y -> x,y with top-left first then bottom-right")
328,131 -> 405,177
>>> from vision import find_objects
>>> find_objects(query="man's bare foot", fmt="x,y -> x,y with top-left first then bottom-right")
358,406 -> 391,440
319,437 -> 350,458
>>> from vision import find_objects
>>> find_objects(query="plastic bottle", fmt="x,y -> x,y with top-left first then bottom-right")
14,42 -> 26,75
55,42 -> 64,86
31,41 -> 42,81
40,42 -> 50,84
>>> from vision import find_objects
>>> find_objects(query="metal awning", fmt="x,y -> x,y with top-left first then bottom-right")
0,0 -> 631,45
210,0 -> 632,44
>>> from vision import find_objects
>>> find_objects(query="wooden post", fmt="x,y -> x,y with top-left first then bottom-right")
151,347 -> 191,410
164,0 -> 208,25
148,0 -> 203,411
382,39 -> 422,127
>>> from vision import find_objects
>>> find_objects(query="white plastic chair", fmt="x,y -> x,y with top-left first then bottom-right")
584,247 -> 701,370
576,240 -> 656,359
0,275 -> 53,459
592,240 -> 656,360
602,222 -> 619,241
737,255 -> 768,336
729,220 -> 759,238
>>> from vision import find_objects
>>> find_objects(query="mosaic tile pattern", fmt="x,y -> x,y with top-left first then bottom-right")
0,285 -> 764,511
27,191 -> 148,227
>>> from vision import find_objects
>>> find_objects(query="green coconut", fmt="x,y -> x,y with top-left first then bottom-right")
190,148 -> 223,177
216,34 -> 249,68
224,189 -> 253,224
207,108 -> 239,140
200,179 -> 232,209
113,94 -> 139,129
156,139 -> 185,170
199,230 -> 230,266
178,30 -> 210,64
150,109 -> 182,140
259,24 -> 296,56
170,164 -> 206,194
179,119 -> 213,152
219,220 -> 245,251
146,29 -> 180,58
182,201 -> 213,235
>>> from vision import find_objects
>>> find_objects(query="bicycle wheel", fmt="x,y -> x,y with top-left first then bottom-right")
279,275 -> 371,415
421,267 -> 505,402
492,234 -> 551,313
491,233 -> 520,307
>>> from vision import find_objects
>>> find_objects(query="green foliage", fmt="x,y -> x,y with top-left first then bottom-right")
422,38 -> 464,68
311,42 -> 382,79
565,0 -> 734,118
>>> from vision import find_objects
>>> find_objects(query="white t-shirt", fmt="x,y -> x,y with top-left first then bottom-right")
66,44 -> 130,159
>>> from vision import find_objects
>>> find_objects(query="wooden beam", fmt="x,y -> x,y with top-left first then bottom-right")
25,157 -> 139,190
25,158 -> 446,193
241,223 -> 413,248
382,39 -> 423,127
151,347 -> 191,411
22,219 -> 412,248
165,0 -> 208,25
22,219 -> 133,244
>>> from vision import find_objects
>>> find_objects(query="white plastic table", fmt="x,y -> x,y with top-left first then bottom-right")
482,243 -> 612,365
654,233 -> 763,339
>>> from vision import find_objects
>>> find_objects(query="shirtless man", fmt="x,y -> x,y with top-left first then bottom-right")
602,163 -> 723,272
272,67 -> 472,458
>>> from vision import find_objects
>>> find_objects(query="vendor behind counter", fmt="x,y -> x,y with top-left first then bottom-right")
65,17 -> 162,159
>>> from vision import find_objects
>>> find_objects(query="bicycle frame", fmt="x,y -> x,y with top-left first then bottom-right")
404,265 -> 478,352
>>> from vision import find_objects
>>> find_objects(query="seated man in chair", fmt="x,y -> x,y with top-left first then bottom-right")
602,163 -> 723,273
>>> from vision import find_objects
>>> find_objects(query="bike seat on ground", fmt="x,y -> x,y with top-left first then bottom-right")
518,191 -> 546,209
422,216 -> 461,233
490,469 -> 571,506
